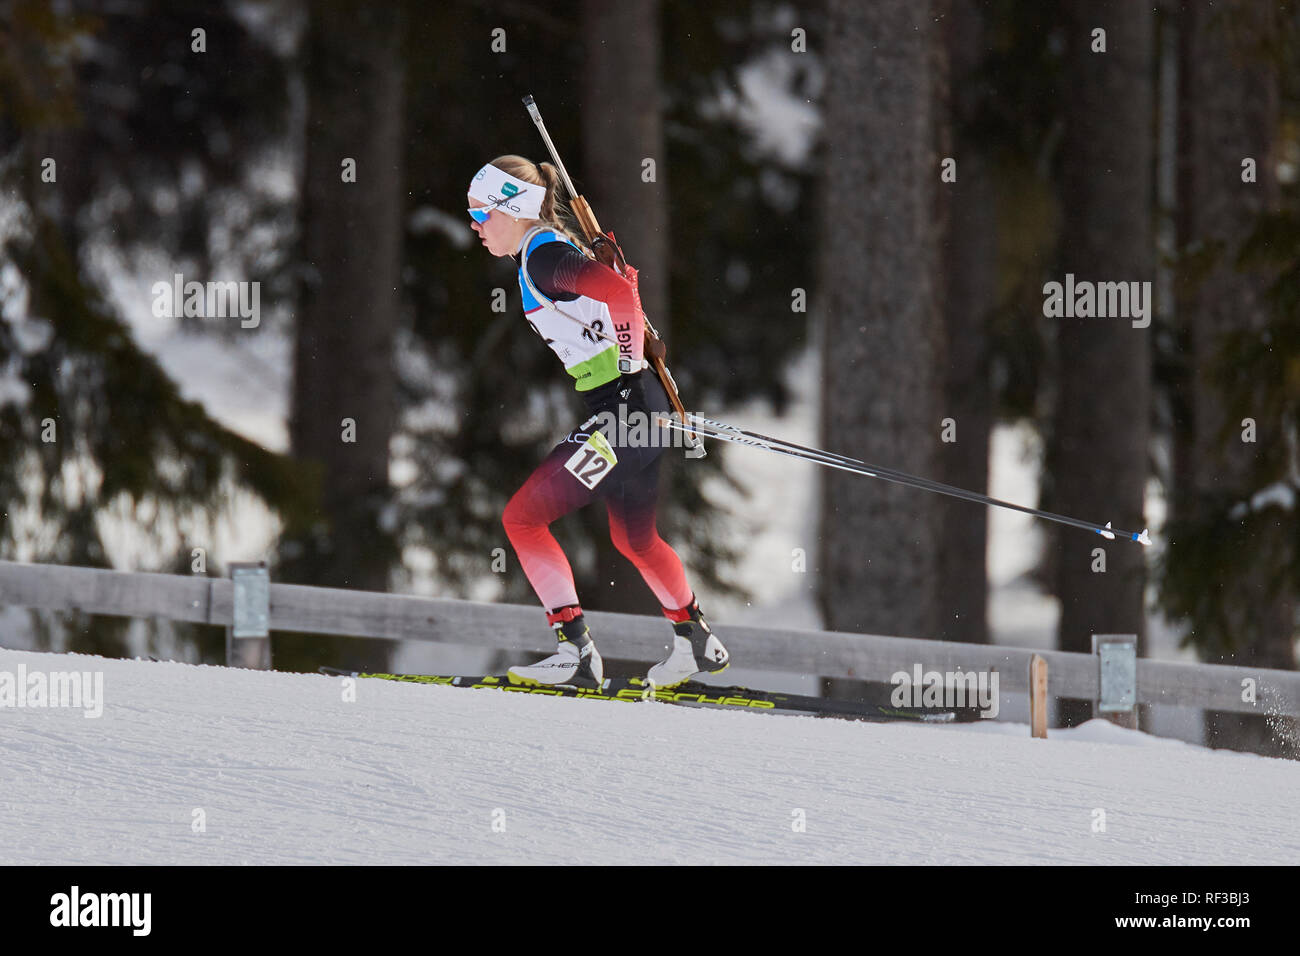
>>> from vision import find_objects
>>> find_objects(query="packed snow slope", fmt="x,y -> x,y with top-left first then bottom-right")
2,649 -> 1297,865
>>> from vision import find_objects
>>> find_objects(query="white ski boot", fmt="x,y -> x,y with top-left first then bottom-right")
508,615 -> 604,688
647,599 -> 729,689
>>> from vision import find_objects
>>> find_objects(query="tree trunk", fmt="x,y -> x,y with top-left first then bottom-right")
818,0 -> 947,643
938,0 -> 993,645
580,0 -> 670,616
1176,0 -> 1296,755
1052,1 -> 1153,726
283,1 -> 404,667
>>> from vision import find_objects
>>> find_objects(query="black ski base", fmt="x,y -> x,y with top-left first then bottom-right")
318,667 -> 979,723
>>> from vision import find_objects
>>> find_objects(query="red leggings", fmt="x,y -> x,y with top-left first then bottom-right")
502,418 -> 693,615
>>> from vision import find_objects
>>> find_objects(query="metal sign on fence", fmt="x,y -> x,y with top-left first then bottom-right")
232,563 -> 269,637
228,562 -> 270,669
1092,633 -> 1137,728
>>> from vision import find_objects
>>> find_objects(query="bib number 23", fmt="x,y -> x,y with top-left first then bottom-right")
564,430 -> 618,490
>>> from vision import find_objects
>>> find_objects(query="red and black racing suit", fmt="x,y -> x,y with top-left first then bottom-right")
502,240 -> 696,627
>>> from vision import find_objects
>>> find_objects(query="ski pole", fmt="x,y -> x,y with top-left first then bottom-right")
657,413 -> 1151,546
687,413 -> 986,497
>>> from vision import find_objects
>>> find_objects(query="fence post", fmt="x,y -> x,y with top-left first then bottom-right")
1029,654 -> 1048,739
1091,634 -> 1137,729
227,562 -> 271,669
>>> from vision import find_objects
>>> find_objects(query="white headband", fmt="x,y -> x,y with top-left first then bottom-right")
467,163 -> 544,220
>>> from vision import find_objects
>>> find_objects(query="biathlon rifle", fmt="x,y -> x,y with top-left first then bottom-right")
522,93 -> 704,458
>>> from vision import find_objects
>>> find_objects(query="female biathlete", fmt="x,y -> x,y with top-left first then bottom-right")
467,155 -> 729,689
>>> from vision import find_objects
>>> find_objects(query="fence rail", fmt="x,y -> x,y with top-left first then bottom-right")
1,559 -> 1297,717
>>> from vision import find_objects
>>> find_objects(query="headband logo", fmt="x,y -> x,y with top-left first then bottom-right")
501,181 -> 519,197
487,193 -> 522,213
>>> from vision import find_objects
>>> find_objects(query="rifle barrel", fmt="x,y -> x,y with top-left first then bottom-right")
522,94 -> 580,200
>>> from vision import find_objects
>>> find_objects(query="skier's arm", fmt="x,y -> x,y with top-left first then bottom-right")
527,242 -> 645,367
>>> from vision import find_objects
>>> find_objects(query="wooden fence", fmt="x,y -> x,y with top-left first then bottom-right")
1,559 -> 1297,720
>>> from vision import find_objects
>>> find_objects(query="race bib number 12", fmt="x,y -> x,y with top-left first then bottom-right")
564,430 -> 618,489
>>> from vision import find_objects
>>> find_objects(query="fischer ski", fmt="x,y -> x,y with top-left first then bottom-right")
318,667 -> 975,723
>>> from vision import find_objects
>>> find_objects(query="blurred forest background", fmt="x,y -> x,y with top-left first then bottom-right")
0,0 -> 1297,754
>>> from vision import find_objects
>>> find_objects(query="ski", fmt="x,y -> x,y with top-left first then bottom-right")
318,666 -> 976,723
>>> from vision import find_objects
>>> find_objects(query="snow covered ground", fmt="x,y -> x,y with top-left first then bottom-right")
2,649 -> 1295,866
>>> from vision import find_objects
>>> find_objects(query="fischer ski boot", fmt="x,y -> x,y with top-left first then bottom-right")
508,609 -> 604,688
647,598 -> 729,689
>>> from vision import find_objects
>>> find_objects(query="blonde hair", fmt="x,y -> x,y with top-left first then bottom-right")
488,154 -> 588,252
